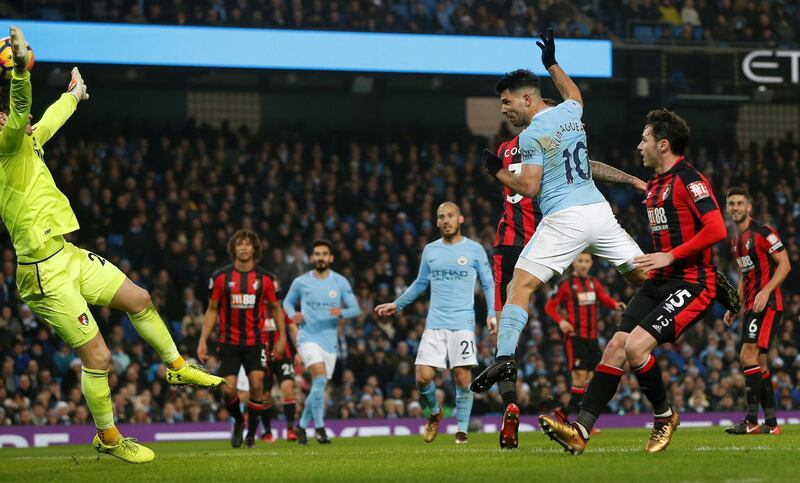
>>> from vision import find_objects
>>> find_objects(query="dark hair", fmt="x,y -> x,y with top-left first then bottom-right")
726,186 -> 752,202
227,229 -> 263,261
495,69 -> 541,95
645,109 -> 691,155
542,97 -> 558,107
312,239 -> 334,254
0,87 -> 9,114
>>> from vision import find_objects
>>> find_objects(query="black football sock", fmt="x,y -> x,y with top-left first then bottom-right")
261,400 -> 274,437
633,355 -> 670,417
568,385 -> 585,415
225,394 -> 244,423
743,365 -> 762,423
247,400 -> 267,439
496,356 -> 517,407
284,399 -> 297,428
760,370 -> 777,426
575,364 -> 623,436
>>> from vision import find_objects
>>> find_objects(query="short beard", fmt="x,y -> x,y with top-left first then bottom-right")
314,263 -> 328,273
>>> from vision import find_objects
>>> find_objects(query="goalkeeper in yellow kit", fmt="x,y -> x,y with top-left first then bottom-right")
0,26 -> 225,463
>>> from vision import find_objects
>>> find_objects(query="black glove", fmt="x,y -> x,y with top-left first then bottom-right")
482,149 -> 503,178
536,28 -> 557,69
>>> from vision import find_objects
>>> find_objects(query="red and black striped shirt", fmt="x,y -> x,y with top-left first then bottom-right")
209,265 -> 277,347
644,157 -> 721,288
730,218 -> 785,311
493,136 -> 541,247
261,271 -> 295,359
545,275 -> 618,339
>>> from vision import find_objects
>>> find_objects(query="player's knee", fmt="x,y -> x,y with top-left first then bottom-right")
222,385 -> 236,400
624,268 -> 647,287
740,344 -> 759,365
131,288 -> 152,313
604,333 -> 627,360
624,335 -> 649,366
93,346 -> 112,369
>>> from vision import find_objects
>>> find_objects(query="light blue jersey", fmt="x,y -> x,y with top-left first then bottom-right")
519,99 -> 606,216
394,237 -> 495,331
283,270 -> 361,353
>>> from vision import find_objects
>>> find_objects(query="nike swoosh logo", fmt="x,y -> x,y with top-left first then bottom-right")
746,425 -> 758,433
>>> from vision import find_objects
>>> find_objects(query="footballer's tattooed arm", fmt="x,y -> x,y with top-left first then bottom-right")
589,160 -> 647,192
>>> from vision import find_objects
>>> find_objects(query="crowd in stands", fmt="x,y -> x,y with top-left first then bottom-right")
2,0 -> 799,45
1,118 -> 799,428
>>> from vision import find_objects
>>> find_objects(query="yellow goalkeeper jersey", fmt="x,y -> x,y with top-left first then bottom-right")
0,70 -> 80,258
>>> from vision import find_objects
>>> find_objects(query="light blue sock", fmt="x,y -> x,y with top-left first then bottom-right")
310,376 -> 327,429
455,386 -> 473,433
299,395 -> 313,429
496,304 -> 528,357
419,381 -> 440,416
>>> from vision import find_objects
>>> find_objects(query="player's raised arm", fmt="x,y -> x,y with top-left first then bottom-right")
537,28 -> 583,107
32,67 -> 89,146
589,160 -> 647,192
0,26 -> 32,155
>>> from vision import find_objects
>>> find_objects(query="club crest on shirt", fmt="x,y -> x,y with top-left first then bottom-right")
228,281 -> 236,288
77,313 -> 89,326
457,256 -> 468,266
745,239 -> 751,250
328,290 -> 337,298
252,279 -> 261,291
662,185 -> 671,200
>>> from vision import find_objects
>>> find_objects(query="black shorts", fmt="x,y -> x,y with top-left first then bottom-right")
618,279 -> 715,345
493,245 -> 524,312
742,307 -> 782,350
217,344 -> 267,377
268,359 -> 296,383
566,337 -> 601,371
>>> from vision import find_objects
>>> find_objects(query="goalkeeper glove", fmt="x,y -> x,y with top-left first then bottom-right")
67,67 -> 90,102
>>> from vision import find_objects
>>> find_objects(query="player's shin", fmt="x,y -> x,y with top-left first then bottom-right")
82,367 -> 119,444
743,365 -> 762,423
633,355 -> 671,417
568,386 -> 585,414
310,376 -> 327,429
246,400 -> 268,441
225,393 -> 244,423
761,370 -> 777,427
496,304 -> 528,357
127,303 -> 180,367
284,399 -> 297,427
418,381 -> 440,415
575,364 -> 623,436
455,386 -> 473,433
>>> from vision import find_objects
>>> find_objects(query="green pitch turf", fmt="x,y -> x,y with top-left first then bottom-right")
2,427 -> 798,482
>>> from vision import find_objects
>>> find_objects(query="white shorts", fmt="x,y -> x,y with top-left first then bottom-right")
298,342 -> 337,379
516,202 -> 643,283
415,329 -> 478,369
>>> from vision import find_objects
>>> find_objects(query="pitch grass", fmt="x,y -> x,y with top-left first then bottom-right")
2,427 -> 799,482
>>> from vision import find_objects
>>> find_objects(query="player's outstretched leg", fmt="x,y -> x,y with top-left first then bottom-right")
626,328 -> 679,453
109,279 -> 224,389
540,331 -> 630,454
78,336 -> 154,463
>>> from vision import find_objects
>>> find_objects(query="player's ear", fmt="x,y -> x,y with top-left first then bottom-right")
458,215 -> 464,224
